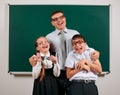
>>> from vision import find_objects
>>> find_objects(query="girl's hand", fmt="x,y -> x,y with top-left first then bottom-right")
50,55 -> 57,64
36,52 -> 41,62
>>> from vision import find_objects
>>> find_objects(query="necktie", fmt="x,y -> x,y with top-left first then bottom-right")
41,56 -> 50,61
41,56 -> 45,61
60,31 -> 66,64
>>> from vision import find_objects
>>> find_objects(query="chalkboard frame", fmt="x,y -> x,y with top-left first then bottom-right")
9,4 -> 110,74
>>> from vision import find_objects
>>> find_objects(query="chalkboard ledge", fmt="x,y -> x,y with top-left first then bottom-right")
98,71 -> 110,77
9,72 -> 32,76
9,71 -> 110,77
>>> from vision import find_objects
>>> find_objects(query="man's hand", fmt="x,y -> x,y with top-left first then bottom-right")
91,51 -> 100,61
29,55 -> 37,67
29,52 -> 42,67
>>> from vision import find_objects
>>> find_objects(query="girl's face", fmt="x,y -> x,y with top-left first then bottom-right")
72,38 -> 86,54
36,37 -> 50,54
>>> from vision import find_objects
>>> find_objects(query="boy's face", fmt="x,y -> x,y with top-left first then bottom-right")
36,37 -> 50,53
51,12 -> 66,30
72,38 -> 86,54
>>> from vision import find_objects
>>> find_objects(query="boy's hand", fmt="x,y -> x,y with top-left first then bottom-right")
83,64 -> 90,72
75,60 -> 85,70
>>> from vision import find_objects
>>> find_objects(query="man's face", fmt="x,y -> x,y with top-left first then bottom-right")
51,12 -> 66,30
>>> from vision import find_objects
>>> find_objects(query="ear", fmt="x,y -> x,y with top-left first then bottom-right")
51,21 -> 54,26
36,47 -> 39,52
72,44 -> 75,49
64,17 -> 66,20
84,43 -> 87,48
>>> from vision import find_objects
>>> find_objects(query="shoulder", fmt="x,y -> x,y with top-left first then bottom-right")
67,50 -> 76,58
46,31 -> 55,37
67,29 -> 80,38
66,28 -> 80,37
67,28 -> 79,34
65,50 -> 76,67
86,46 -> 95,53
46,31 -> 57,40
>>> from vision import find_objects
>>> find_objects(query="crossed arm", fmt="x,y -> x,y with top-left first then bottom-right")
66,59 -> 102,79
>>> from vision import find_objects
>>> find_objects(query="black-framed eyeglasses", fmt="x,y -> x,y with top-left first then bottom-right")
72,40 -> 85,46
51,15 -> 65,22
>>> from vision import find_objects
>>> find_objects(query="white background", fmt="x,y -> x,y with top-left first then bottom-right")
0,0 -> 120,95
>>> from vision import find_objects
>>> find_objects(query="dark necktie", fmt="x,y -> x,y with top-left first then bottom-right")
41,56 -> 50,61
60,31 -> 66,64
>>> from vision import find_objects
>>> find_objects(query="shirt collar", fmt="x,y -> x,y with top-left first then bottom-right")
56,27 -> 68,35
40,52 -> 50,58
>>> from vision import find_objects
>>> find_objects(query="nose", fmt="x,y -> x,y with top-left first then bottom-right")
76,43 -> 80,46
57,17 -> 62,21
42,42 -> 46,45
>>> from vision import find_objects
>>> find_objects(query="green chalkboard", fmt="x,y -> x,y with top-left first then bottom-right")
9,5 -> 110,73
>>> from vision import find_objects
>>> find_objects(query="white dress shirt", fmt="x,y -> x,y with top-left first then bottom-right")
65,46 -> 98,81
46,27 -> 79,70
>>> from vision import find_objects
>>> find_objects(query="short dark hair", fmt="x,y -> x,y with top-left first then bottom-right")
72,34 -> 86,42
50,10 -> 64,19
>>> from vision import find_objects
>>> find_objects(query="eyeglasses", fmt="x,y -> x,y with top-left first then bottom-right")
72,40 -> 85,46
51,15 -> 65,22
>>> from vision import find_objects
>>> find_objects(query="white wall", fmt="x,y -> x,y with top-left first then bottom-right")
0,0 -> 120,95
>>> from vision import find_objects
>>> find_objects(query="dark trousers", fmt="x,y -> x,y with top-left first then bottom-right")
66,81 -> 98,95
57,70 -> 69,95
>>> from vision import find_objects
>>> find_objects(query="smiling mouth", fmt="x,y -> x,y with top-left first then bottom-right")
42,45 -> 48,49
76,47 -> 82,51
